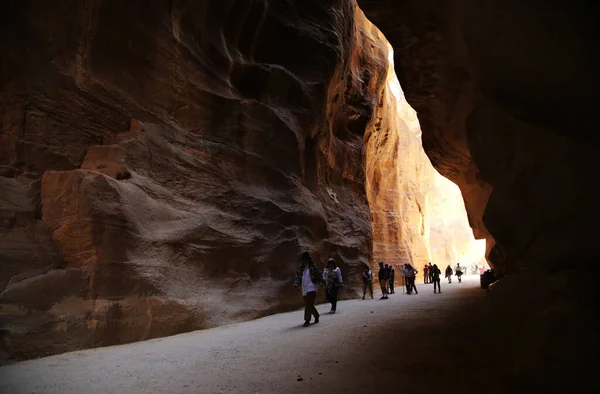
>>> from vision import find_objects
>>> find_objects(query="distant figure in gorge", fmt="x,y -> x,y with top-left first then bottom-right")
378,262 -> 389,299
423,263 -> 429,284
388,265 -> 396,294
401,264 -> 409,293
431,264 -> 442,293
293,252 -> 322,327
455,263 -> 463,283
428,262 -> 434,283
323,258 -> 343,314
405,264 -> 418,294
362,267 -> 373,299
445,264 -> 453,284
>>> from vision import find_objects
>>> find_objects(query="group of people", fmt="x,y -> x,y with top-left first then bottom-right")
293,252 -> 344,327
423,262 -> 465,292
293,251 -> 470,327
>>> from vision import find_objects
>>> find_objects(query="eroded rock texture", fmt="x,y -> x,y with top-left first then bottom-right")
365,52 -> 433,267
359,0 -> 600,388
0,0 -> 390,360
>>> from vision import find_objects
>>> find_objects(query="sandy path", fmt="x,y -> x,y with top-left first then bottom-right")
0,276 -> 503,394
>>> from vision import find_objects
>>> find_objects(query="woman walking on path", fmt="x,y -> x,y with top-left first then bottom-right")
455,263 -> 463,283
293,252 -> 323,327
423,264 -> 429,284
431,264 -> 442,293
445,265 -> 453,284
323,258 -> 343,313
405,264 -> 418,294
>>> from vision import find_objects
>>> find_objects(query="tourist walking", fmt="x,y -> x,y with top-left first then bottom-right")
431,264 -> 442,293
428,262 -> 434,283
323,258 -> 343,313
362,267 -> 373,299
405,264 -> 418,294
423,264 -> 429,284
455,263 -> 463,283
445,264 -> 453,284
293,252 -> 322,327
388,265 -> 395,294
378,262 -> 389,299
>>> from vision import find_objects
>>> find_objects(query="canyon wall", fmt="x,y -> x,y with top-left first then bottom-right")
359,0 -> 600,388
0,0 -> 391,360
365,52 -> 433,268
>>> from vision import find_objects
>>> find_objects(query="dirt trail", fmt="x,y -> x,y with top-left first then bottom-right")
1,276 -> 506,394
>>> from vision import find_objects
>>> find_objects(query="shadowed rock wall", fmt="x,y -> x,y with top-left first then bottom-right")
0,0 -> 391,360
359,0 -> 600,389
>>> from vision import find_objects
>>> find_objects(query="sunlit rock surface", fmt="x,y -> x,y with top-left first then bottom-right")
0,0 -> 391,360
366,51 -> 484,272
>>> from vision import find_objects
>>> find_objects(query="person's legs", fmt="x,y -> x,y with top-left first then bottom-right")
389,280 -> 394,294
303,295 -> 311,323
362,281 -> 367,299
379,280 -> 388,298
306,291 -> 319,322
330,286 -> 338,312
368,281 -> 373,298
433,279 -> 438,293
412,278 -> 418,294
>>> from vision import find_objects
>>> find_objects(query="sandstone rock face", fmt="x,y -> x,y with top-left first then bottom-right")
365,51 -> 485,272
365,52 -> 433,268
0,0 -> 392,360
359,0 -> 600,387
358,0 -> 599,275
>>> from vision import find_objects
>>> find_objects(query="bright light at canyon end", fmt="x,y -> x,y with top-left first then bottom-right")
366,49 -> 487,270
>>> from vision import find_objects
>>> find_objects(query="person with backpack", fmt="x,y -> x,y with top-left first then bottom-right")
378,262 -> 389,299
431,264 -> 442,293
445,264 -> 453,284
423,264 -> 429,284
323,258 -> 343,313
293,251 -> 323,327
455,263 -> 463,283
362,267 -> 373,299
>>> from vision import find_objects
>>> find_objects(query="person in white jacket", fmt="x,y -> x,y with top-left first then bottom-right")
323,258 -> 343,313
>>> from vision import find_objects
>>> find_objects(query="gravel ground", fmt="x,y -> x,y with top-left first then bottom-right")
1,276 -> 506,394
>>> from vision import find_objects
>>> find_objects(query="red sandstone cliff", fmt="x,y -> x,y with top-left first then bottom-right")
0,0 -> 393,359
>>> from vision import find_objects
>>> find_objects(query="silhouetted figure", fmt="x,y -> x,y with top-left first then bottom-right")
293,252 -> 322,327
323,258 -> 343,313
388,265 -> 395,294
431,264 -> 442,293
405,264 -> 418,294
445,265 -> 453,284
428,262 -> 433,283
378,262 -> 389,299
362,268 -> 373,299
423,264 -> 429,284
455,263 -> 463,283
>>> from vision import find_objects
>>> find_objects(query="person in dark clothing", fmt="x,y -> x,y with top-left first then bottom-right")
293,252 -> 323,327
405,264 -> 418,294
431,264 -> 442,293
445,265 -> 453,284
428,262 -> 433,283
323,258 -> 343,313
378,262 -> 389,299
388,266 -> 395,294
362,268 -> 373,299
